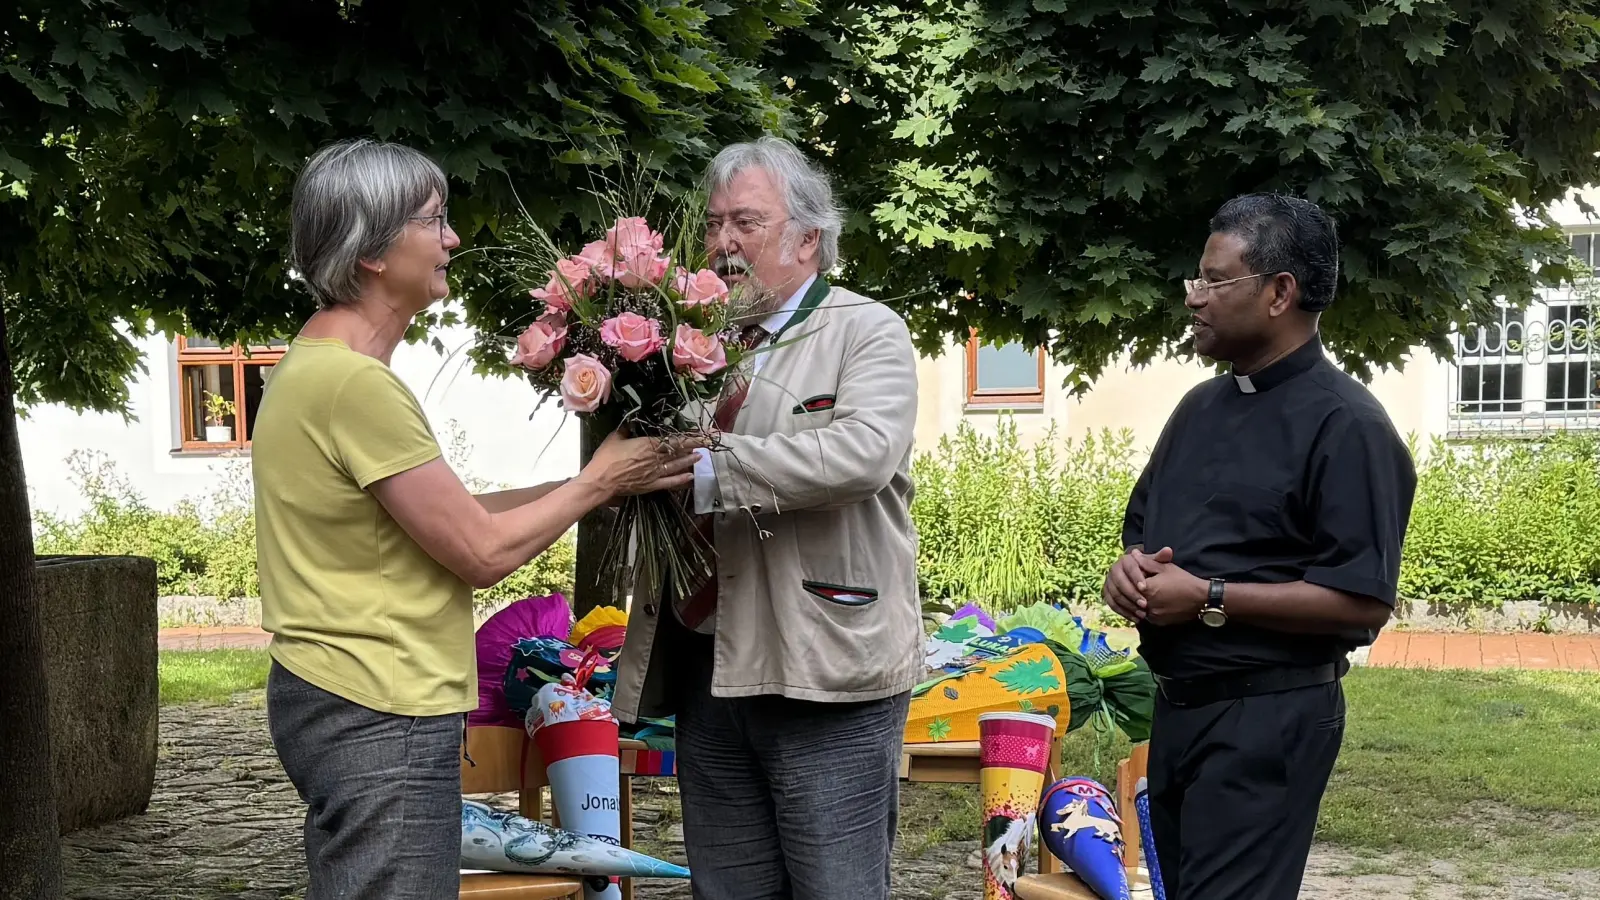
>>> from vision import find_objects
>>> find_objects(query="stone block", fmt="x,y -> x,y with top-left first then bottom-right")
36,554 -> 159,834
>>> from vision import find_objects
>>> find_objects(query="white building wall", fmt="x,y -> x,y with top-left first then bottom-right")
20,304 -> 578,520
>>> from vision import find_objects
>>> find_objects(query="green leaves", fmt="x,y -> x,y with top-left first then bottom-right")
781,0 -> 1600,392
3,0 -> 801,413
1139,55 -> 1183,83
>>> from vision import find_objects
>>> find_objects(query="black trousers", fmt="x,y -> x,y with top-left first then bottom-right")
1146,679 -> 1346,900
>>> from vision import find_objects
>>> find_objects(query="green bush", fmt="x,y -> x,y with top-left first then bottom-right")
32,449 -> 576,607
912,420 -> 1600,613
912,420 -> 1136,614
1399,434 -> 1600,608
34,452 -> 260,600
40,422 -> 1600,616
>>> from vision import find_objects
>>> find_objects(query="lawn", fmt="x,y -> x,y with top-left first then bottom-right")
900,667 -> 1600,871
158,649 -> 272,706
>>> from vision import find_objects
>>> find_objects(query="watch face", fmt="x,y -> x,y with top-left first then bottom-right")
1200,609 -> 1227,628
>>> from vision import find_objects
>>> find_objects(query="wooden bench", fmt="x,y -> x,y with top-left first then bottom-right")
1014,743 -> 1152,899
459,726 -> 584,900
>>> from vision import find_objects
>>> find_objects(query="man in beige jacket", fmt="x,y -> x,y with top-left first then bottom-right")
612,136 -> 922,900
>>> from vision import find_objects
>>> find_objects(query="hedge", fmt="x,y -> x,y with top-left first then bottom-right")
35,423 -> 1600,616
32,448 -> 573,608
912,421 -> 1600,614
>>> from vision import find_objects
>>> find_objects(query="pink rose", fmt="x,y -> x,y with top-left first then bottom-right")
672,324 -> 728,380
560,353 -> 613,413
676,268 -> 730,307
510,314 -> 568,370
600,312 -> 666,362
529,258 -> 592,312
607,216 -> 664,256
576,240 -> 613,275
615,246 -> 671,289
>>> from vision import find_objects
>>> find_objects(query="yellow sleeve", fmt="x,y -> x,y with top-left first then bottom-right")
328,363 -> 443,489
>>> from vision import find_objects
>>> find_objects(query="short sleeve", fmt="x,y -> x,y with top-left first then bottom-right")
1122,393 -> 1189,550
328,364 -> 443,489
1302,414 -> 1418,605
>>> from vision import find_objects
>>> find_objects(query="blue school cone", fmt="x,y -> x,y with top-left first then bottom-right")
1038,777 -> 1130,900
1134,777 -> 1167,900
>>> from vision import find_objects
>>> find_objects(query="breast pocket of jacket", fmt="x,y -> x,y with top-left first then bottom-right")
787,393 -> 838,432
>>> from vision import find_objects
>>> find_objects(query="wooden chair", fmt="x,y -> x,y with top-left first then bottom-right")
459,725 -> 584,900
1014,743 -> 1153,899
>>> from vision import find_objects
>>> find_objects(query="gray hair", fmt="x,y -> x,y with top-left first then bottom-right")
290,139 -> 448,308
706,136 -> 845,272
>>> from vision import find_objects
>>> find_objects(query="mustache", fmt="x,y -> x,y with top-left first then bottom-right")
712,254 -> 751,278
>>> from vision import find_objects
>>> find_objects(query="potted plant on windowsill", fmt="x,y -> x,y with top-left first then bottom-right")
203,391 -> 236,443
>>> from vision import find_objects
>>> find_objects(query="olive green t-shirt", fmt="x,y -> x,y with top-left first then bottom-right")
252,337 -> 474,716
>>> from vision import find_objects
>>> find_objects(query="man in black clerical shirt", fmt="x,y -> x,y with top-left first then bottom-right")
1104,194 -> 1417,900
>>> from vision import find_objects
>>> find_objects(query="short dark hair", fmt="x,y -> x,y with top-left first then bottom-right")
1209,194 -> 1340,312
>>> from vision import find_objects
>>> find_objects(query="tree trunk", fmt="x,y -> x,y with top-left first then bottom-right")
0,301 -> 64,898
572,416 -> 620,618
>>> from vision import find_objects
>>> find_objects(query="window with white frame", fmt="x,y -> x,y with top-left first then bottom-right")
1449,230 -> 1600,435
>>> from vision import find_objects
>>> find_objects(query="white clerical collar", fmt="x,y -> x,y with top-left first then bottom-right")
1233,374 -> 1257,394
760,273 -> 816,337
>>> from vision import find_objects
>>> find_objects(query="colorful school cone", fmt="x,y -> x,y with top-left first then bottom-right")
461,800 -> 690,879
978,711 -> 1056,900
1134,777 -> 1167,900
1038,777 -> 1130,900
527,657 -> 626,900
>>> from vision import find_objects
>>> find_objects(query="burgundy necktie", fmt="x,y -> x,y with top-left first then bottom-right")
673,323 -> 769,633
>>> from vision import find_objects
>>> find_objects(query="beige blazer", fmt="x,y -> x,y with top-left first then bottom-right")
611,284 -> 923,721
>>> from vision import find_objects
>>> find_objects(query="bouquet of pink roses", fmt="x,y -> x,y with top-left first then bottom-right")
508,215 -> 762,601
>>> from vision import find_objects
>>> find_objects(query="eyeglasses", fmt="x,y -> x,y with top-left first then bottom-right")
409,206 -> 450,242
1184,272 -> 1272,295
705,216 -> 788,240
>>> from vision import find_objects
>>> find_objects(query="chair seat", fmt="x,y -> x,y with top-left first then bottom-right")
1014,869 -> 1152,900
459,871 -> 584,899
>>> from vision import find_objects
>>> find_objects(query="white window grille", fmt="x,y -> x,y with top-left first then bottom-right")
1448,231 -> 1600,436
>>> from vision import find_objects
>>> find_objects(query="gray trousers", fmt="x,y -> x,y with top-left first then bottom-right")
674,645 -> 912,900
266,661 -> 464,900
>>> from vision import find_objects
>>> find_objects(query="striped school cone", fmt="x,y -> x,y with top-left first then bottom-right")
1134,777 -> 1167,900
978,711 -> 1057,900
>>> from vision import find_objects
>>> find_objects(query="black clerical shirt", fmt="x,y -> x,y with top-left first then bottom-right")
1122,335 -> 1417,680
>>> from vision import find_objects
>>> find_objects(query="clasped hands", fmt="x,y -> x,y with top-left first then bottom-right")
1102,546 -> 1209,626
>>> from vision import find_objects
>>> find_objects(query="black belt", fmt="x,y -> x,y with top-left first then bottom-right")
1155,659 -> 1346,708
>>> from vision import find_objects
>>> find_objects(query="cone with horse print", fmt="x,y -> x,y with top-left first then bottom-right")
979,711 -> 1057,900
1039,776 -> 1131,900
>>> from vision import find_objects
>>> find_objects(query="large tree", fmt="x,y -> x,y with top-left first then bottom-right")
0,2 -> 807,892
777,0 -> 1600,387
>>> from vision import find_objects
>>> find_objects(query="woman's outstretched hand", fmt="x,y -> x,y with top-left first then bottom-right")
578,430 -> 707,498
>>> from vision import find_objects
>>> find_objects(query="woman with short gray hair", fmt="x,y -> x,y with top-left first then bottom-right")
252,138 -> 700,898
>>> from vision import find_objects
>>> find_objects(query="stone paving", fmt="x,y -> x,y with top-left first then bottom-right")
1367,631 -> 1600,670
64,691 -> 1600,899
60,692 -> 976,900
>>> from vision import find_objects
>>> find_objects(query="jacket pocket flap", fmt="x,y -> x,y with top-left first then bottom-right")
803,580 -> 878,606
792,395 -> 837,414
